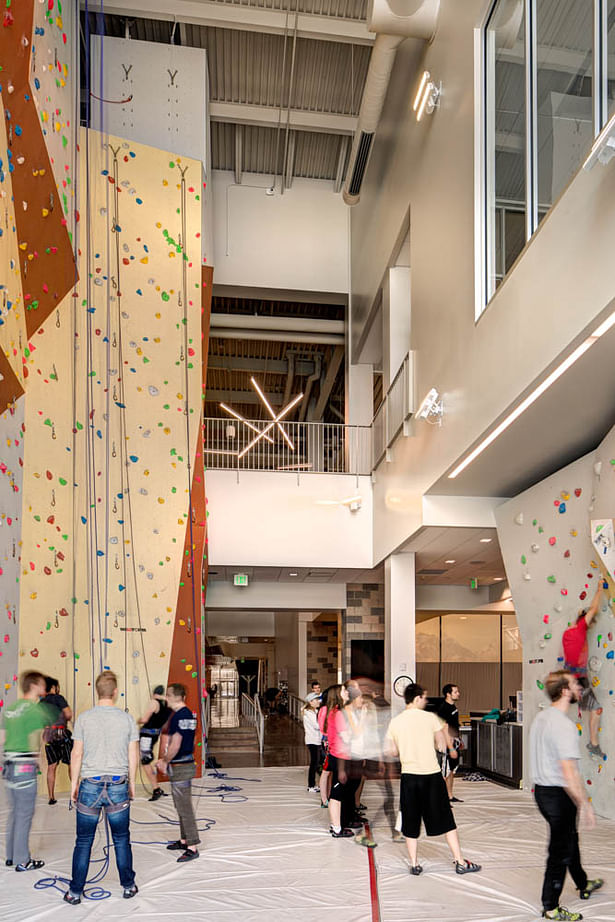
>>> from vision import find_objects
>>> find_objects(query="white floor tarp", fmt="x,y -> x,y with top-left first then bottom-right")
1,769 -> 614,921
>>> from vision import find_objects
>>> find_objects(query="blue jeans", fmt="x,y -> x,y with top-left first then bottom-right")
70,778 -> 135,895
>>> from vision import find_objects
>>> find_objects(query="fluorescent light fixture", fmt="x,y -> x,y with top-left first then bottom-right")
220,402 -> 274,444
413,70 -> 430,111
251,376 -> 295,451
583,108 -> 615,169
445,559 -> 456,564
289,572 -> 298,577
480,537 -> 492,543
493,577 -> 504,582
448,317 -> 615,479
238,392 -> 303,459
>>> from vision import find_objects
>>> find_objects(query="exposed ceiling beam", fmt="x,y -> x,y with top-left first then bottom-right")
205,388 -> 284,407
334,135 -> 350,194
311,345 -> 344,420
209,355 -> 316,376
210,313 -> 344,334
210,328 -> 344,344
210,101 -> 357,136
83,1 -> 375,46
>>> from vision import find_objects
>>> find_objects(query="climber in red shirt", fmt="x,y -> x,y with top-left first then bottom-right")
562,582 -> 607,759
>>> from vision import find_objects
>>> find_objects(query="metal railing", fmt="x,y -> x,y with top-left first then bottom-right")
204,419 -> 371,475
372,351 -> 415,469
287,693 -> 304,722
241,692 -> 264,754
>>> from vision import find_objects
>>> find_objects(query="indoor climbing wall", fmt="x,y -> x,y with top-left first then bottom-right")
0,399 -> 24,710
17,129 -> 205,720
497,428 -> 615,819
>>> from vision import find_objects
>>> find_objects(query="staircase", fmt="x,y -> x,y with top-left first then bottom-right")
207,723 -> 260,756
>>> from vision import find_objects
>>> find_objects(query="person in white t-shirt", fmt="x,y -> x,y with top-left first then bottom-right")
385,683 -> 481,877
530,670 -> 603,921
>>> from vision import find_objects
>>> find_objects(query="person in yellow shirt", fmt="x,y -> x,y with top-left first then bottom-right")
385,683 -> 481,877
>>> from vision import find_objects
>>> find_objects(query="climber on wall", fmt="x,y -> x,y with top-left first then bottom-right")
562,581 -> 607,759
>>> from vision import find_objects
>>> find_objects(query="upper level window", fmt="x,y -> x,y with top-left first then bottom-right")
483,0 -> 605,307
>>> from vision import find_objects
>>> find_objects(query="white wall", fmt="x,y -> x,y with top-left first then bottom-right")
207,610 -> 275,636
206,471 -> 373,568
206,580 -> 346,611
349,1 -> 615,561
212,171 -> 349,293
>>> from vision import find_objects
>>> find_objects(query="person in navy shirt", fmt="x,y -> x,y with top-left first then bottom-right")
157,684 -> 199,862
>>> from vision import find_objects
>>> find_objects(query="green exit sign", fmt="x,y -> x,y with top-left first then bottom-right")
469,577 -> 478,590
234,573 -> 249,587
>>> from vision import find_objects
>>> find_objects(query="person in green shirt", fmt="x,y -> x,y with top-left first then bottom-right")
1,670 -> 53,871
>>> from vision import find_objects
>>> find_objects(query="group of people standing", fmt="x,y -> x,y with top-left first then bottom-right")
302,678 -> 481,876
0,669 -> 202,904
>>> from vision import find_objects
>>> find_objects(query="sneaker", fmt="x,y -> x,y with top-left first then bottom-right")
15,859 -> 45,872
177,849 -> 199,863
166,840 -> 185,851
149,787 -> 165,802
410,865 -> 423,876
63,891 -> 81,905
307,786 -> 320,793
5,860 -> 13,867
450,796 -> 464,803
330,827 -> 354,838
354,833 -> 377,849
542,908 -> 583,921
455,859 -> 481,875
48,798 -> 57,805
123,884 -> 139,899
579,878 -> 604,900
586,743 -> 605,759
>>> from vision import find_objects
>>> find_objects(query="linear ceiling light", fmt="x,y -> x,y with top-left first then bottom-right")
448,316 -> 615,479
238,392 -> 303,459
219,402 -> 275,444
251,376 -> 295,450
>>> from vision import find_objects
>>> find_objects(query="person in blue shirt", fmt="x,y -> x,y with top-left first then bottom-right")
157,683 -> 199,863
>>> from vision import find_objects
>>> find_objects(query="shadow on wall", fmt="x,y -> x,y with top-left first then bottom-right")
496,425 -> 615,819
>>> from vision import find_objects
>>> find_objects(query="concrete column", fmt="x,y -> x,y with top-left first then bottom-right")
297,613 -> 311,700
347,361 -> 373,426
385,551 -> 416,714
382,267 -> 411,389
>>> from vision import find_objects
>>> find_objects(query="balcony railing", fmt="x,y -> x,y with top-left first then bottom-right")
372,352 -> 415,469
203,418 -> 371,475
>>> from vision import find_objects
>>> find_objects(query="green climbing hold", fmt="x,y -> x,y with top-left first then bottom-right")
547,575 -> 556,583
521,555 -> 526,565
161,292 -> 170,302
536,680 -> 544,690
544,633 -> 552,640
59,477 -> 67,486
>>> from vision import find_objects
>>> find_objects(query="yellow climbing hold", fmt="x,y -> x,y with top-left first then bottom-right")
157,497 -> 165,504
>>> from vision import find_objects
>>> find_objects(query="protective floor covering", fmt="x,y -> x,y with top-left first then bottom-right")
1,770 -> 614,921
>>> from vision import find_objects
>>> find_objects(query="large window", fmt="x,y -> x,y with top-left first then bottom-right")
483,0 -> 610,305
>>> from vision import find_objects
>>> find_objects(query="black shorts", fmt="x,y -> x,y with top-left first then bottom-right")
400,771 -> 457,838
139,732 -> 160,765
46,736 -> 73,766
327,754 -> 347,802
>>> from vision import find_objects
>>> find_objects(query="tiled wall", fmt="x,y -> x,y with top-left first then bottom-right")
306,615 -> 338,691
343,584 -> 385,678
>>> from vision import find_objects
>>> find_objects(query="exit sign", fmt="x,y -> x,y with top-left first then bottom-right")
234,573 -> 249,587
469,577 -> 478,590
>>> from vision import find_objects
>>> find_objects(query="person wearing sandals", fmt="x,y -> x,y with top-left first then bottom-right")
530,670 -> 604,921
384,683 -> 481,878
0,670 -> 53,872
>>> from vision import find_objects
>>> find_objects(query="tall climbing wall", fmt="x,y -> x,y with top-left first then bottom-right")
497,429 -> 615,819
17,129 -> 205,720
0,0 -> 77,704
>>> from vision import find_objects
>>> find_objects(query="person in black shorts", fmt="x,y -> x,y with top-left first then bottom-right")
138,684 -> 171,801
43,677 -> 73,805
438,683 -> 462,803
385,683 -> 480,877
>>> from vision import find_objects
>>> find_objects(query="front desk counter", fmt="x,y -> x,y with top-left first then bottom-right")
466,718 -> 523,788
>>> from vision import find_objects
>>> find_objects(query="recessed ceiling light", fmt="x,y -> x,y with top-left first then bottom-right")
445,559 -> 456,564
493,577 -> 503,581
460,616 -> 467,620
289,572 -> 298,577
479,538 -> 492,543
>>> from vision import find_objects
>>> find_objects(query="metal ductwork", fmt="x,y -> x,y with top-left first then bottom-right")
343,0 -> 440,206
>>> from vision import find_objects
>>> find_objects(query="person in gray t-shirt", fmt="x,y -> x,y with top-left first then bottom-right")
64,671 -> 139,906
529,670 -> 603,921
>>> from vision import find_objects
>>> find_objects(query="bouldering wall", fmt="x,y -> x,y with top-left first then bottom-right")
17,129 -> 204,720
497,431 -> 615,819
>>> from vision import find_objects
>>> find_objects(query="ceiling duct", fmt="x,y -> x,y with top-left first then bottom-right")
342,0 -> 440,206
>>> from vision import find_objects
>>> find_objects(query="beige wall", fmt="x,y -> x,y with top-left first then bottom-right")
350,0 -> 615,561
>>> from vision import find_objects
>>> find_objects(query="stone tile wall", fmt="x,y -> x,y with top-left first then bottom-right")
343,583 -> 385,678
306,615 -> 338,692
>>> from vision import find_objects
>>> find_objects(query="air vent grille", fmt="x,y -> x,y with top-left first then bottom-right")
418,568 -> 447,575
348,132 -> 374,196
